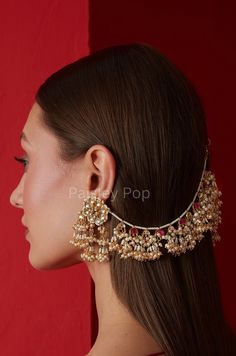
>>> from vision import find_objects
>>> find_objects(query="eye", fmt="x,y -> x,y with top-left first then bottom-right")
14,156 -> 29,171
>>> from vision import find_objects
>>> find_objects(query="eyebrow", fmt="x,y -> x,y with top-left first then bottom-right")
20,132 -> 31,144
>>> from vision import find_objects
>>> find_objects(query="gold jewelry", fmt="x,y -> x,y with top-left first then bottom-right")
69,148 -> 222,262
69,195 -> 110,262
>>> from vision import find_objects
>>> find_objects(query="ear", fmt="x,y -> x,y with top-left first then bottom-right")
84,144 -> 116,200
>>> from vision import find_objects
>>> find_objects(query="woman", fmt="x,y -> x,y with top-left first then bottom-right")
10,43 -> 236,355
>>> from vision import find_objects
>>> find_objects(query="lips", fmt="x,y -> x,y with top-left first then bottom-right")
21,217 -> 28,228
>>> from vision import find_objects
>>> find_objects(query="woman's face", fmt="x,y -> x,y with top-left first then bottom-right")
10,102 -> 88,270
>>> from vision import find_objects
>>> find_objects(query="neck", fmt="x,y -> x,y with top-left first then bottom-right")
85,260 -> 163,356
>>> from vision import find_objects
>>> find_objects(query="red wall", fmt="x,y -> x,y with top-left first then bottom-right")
89,0 -> 236,335
1,1 -> 92,356
1,2 -> 235,356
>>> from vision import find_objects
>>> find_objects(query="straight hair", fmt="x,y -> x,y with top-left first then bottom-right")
35,43 -> 236,355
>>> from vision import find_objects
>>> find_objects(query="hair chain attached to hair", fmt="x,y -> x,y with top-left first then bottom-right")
109,147 -> 209,230
69,145 -> 222,262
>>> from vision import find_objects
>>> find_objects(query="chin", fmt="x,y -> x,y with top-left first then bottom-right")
28,252 -> 82,271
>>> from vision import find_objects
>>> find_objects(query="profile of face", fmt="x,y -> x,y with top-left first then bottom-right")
9,102 -> 115,271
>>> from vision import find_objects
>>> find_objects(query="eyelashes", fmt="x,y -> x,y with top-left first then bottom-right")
14,156 -> 29,171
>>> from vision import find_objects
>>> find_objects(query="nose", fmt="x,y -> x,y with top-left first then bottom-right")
10,176 -> 24,208
10,189 -> 23,208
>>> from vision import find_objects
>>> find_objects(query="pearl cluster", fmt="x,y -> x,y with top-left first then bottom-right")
69,170 -> 222,263
109,171 -> 222,261
69,194 -> 111,262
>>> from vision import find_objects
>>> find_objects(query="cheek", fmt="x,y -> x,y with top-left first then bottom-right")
23,165 -> 85,239
23,166 -> 66,226
23,166 -> 85,269
24,169 -> 55,211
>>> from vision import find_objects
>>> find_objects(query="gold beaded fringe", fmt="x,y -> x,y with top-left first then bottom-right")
69,169 -> 222,263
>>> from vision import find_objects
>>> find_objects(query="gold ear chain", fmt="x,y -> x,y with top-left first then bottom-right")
69,149 -> 222,262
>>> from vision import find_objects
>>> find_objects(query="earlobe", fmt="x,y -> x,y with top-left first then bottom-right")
86,144 -> 116,200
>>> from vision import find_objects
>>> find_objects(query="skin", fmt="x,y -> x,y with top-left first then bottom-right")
10,102 -> 163,356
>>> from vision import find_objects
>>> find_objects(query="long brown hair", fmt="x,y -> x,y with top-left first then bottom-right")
35,43 -> 236,355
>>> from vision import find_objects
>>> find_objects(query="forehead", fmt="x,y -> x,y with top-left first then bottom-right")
22,102 -> 60,155
23,102 -> 43,134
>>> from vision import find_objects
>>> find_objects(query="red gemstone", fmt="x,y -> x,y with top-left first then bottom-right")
155,229 -> 165,236
180,218 -> 186,225
130,227 -> 138,235
193,202 -> 200,209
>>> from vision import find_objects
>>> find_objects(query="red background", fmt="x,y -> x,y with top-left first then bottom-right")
1,1 -> 235,355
